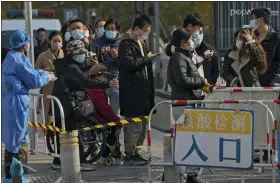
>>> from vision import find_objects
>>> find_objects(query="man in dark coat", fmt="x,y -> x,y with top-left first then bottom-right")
118,14 -> 155,165
183,13 -> 219,86
34,28 -> 49,61
250,8 -> 280,86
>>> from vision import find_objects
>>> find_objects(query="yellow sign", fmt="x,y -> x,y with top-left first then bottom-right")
177,109 -> 253,135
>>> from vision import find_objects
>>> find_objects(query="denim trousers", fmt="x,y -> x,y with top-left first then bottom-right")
106,85 -> 120,116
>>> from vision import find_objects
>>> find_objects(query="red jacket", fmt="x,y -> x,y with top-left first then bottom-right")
86,88 -> 121,129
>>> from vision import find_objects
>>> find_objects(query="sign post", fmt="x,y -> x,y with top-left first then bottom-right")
154,1 -> 161,89
174,108 -> 254,171
24,2 -> 34,67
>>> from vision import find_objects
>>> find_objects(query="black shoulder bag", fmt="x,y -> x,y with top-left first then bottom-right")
60,75 -> 95,120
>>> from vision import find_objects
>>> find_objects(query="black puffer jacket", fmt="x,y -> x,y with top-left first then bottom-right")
166,46 -> 205,100
51,55 -> 109,130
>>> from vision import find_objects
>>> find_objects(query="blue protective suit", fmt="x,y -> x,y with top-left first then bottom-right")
1,50 -> 49,153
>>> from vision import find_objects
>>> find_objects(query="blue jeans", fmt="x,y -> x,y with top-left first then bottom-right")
106,85 -> 120,116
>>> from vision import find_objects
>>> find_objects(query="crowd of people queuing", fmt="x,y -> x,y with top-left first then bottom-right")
1,7 -> 280,183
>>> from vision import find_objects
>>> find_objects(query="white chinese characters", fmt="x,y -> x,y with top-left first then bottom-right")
197,113 -> 211,129
232,115 -> 246,131
215,114 -> 227,130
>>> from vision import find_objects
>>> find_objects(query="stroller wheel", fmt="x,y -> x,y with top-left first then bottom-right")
106,155 -> 114,166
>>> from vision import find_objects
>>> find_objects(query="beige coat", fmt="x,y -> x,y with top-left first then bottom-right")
35,48 -> 64,125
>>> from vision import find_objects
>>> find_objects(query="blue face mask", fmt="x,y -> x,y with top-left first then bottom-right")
74,54 -> 85,63
192,32 -> 203,47
97,28 -> 105,37
139,34 -> 148,41
106,31 -> 117,39
71,29 -> 84,40
195,34 -> 203,46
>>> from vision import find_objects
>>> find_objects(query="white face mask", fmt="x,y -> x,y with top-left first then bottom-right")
250,20 -> 258,31
235,39 -> 243,50
84,30 -> 90,37
65,32 -> 71,42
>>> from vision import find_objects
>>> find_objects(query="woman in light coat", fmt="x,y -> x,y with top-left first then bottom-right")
222,27 -> 267,87
36,31 -> 64,125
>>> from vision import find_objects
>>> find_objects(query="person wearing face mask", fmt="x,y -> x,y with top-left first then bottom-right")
166,13 -> 219,88
35,31 -> 64,125
50,40 -> 117,170
86,18 -> 124,165
62,19 -> 103,65
94,19 -> 106,39
166,28 -> 210,103
60,21 -> 71,46
2,30 -> 54,182
222,27 -> 267,87
118,14 -> 156,165
184,13 -> 219,87
249,8 -> 280,86
165,28 -> 211,183
94,18 -> 121,116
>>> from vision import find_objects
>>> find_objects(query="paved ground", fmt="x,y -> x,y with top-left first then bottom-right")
1,91 -> 277,182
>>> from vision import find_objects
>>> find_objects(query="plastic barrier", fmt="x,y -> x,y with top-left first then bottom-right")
146,99 -> 280,183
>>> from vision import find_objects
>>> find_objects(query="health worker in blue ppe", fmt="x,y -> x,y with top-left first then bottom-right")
2,30 -> 56,182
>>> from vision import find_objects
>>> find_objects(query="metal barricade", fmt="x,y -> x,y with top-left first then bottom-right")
146,99 -> 280,183
205,87 -> 280,168
26,92 -> 65,176
29,92 -> 65,156
28,92 -> 84,183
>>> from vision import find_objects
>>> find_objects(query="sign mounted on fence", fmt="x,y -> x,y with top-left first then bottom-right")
174,108 -> 254,169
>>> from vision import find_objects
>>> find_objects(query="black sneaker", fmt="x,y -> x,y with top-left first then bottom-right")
187,174 -> 209,183
124,155 -> 146,166
135,153 -> 148,163
51,158 -> 61,170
